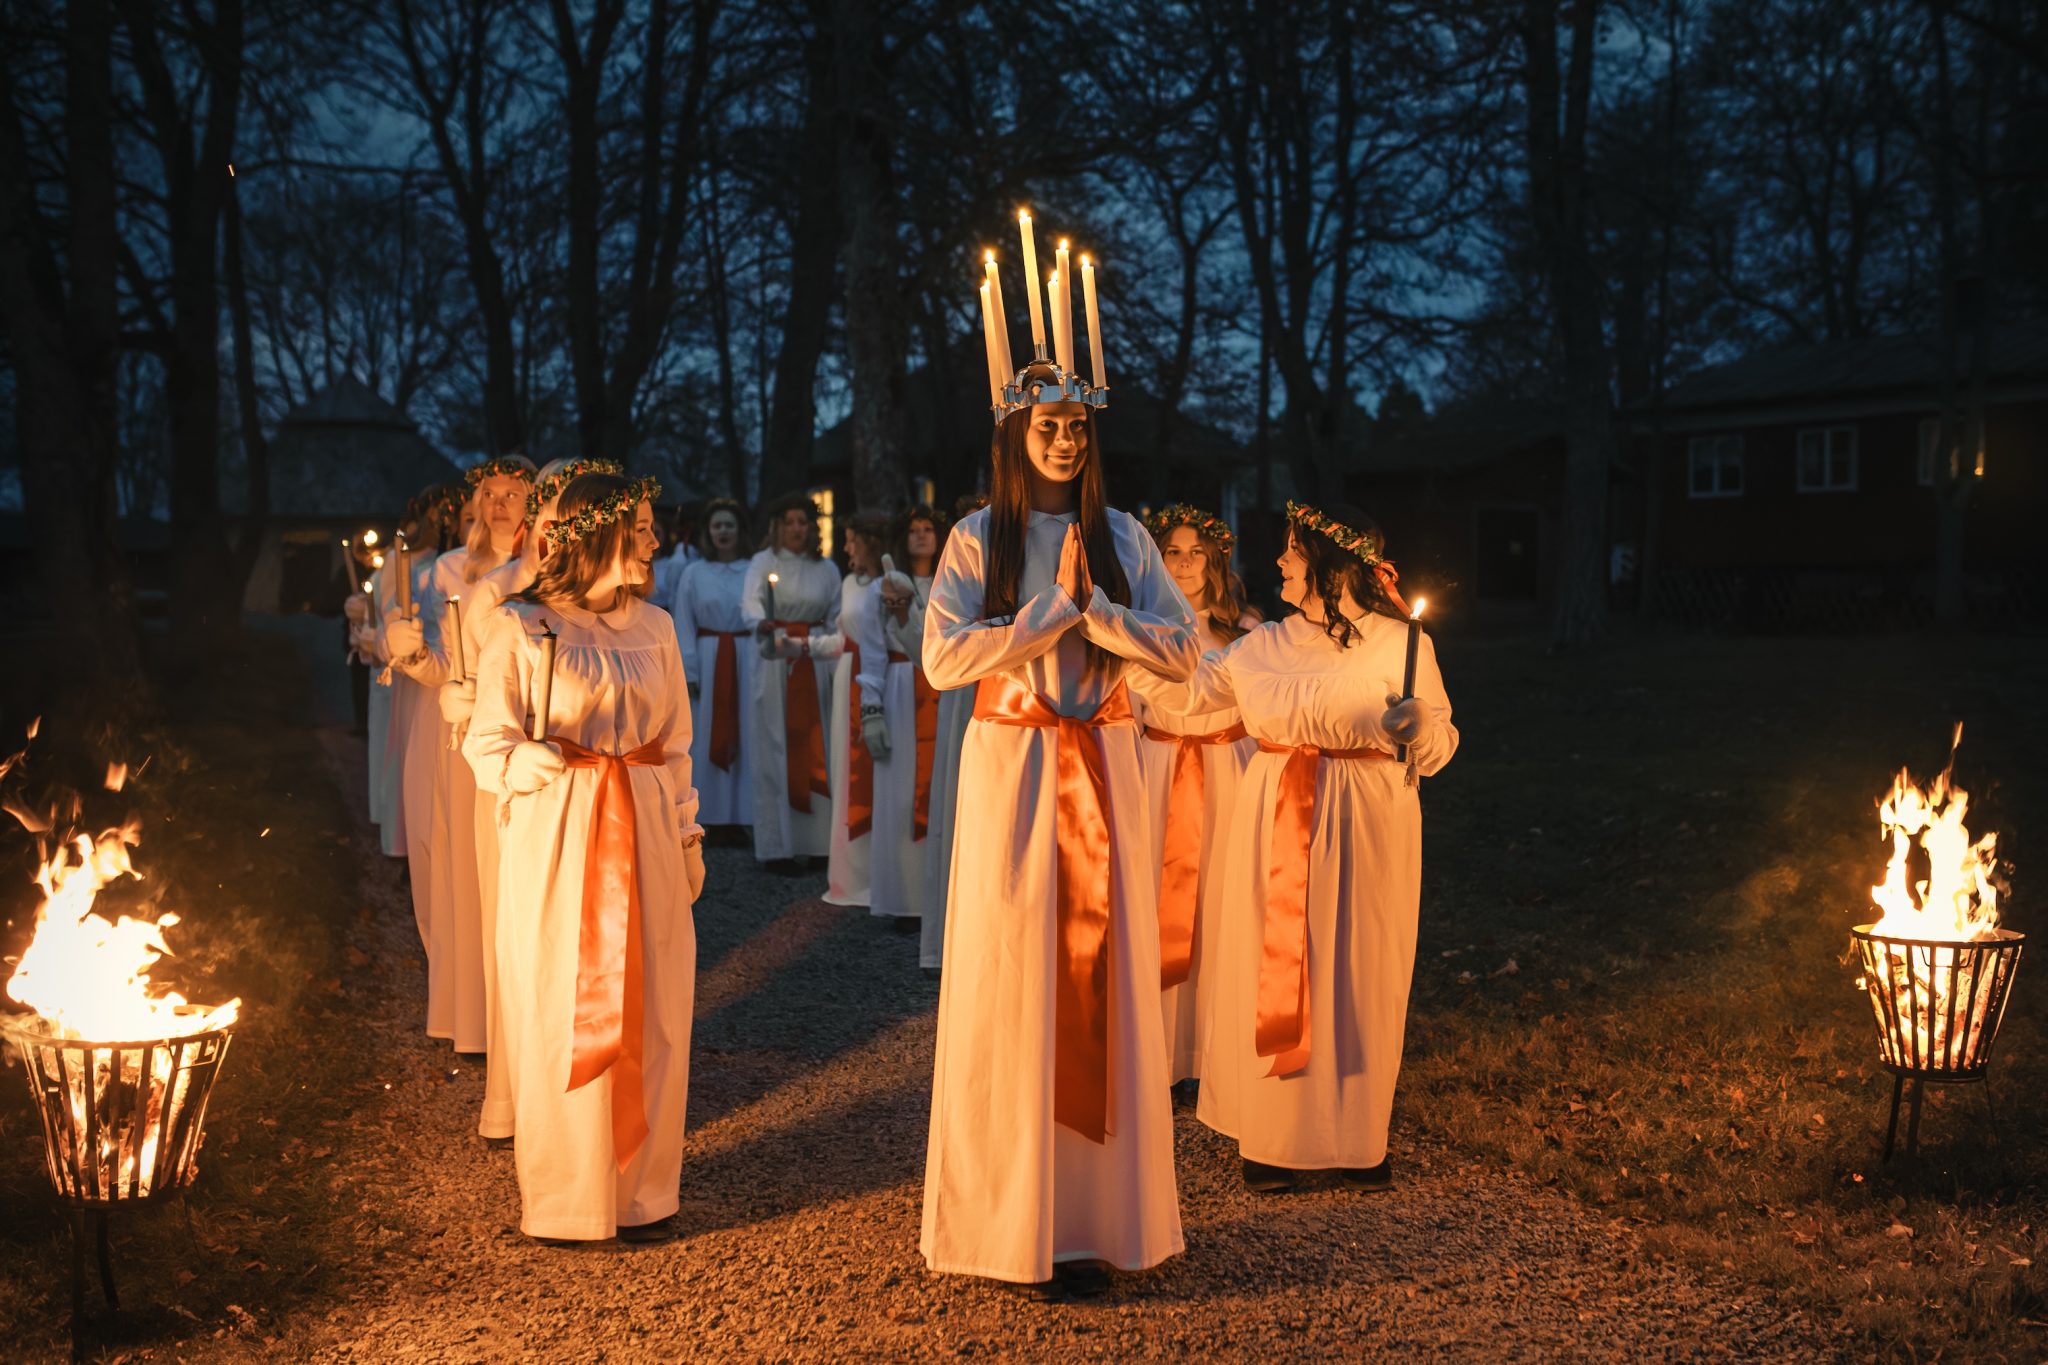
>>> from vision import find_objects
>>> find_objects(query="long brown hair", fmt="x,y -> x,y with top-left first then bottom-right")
1290,503 -> 1404,650
983,408 -> 1130,622
891,504 -> 949,575
757,490 -> 822,558
518,472 -> 639,609
695,497 -> 750,561
845,512 -> 891,577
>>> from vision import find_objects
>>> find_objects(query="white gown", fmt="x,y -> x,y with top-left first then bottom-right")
823,573 -> 884,908
669,558 -> 754,826
866,575 -> 936,922
919,507 -> 1197,1284
452,553 -> 536,1137
464,595 -> 699,1240
1189,613 -> 1456,1169
383,549 -> 449,1035
1129,610 -> 1257,1083
740,549 -> 842,861
367,559 -> 401,855
916,681 -> 975,970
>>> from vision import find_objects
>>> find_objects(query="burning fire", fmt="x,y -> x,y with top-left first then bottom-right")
1868,722 -> 2001,942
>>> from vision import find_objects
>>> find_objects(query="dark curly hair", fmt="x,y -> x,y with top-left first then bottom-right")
890,504 -> 949,575
695,498 -> 750,562
757,490 -> 823,558
1289,502 -> 1404,649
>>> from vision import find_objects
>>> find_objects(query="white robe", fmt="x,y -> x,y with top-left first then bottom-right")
383,549 -> 449,1036
367,559 -> 401,855
464,595 -> 699,1240
822,573 -> 883,906
453,554 -> 537,1137
919,507 -> 1197,1284
866,575 -> 935,922
916,681 -> 975,970
669,558 -> 755,826
1188,613 -> 1456,1169
740,550 -> 842,861
1129,610 -> 1257,1083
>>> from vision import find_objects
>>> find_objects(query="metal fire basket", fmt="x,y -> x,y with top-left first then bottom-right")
1851,925 -> 2024,1160
0,1010 -> 235,1351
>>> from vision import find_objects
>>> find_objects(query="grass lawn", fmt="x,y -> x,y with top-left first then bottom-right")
1409,630 -> 2048,1359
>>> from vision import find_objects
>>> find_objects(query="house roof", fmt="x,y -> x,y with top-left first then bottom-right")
1355,398 -> 1566,475
250,377 -> 463,518
1654,320 -> 2048,414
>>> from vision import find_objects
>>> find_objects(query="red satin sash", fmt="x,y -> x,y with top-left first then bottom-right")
704,630 -> 743,771
775,621 -> 831,813
846,641 -> 873,839
889,651 -> 940,840
550,733 -> 670,1168
1142,721 -> 1249,988
1253,738 -> 1393,1079
971,675 -> 1135,1143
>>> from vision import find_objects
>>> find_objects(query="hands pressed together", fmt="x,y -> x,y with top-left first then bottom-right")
1055,524 -> 1095,614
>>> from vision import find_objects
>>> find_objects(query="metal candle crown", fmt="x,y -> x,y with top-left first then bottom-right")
976,209 -> 1111,425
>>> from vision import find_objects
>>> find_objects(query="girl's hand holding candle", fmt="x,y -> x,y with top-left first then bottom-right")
530,620 -> 558,742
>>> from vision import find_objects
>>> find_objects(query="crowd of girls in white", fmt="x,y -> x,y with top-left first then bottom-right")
348,412 -> 1456,1283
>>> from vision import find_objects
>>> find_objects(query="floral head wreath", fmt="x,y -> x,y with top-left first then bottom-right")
1143,502 -> 1234,556
465,456 -> 537,489
1286,500 -> 1410,613
525,458 -> 625,521
412,482 -> 467,532
541,475 -> 662,552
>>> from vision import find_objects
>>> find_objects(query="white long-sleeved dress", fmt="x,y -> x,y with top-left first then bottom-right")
916,677 -> 976,971
450,553 -> 536,1137
464,595 -> 700,1240
367,558 -> 402,855
668,558 -> 754,826
1128,609 -> 1258,1083
823,573 -> 884,907
740,549 -> 842,861
866,574 -> 936,922
383,549 -> 452,1037
919,507 -> 1197,1284
1189,612 -> 1456,1170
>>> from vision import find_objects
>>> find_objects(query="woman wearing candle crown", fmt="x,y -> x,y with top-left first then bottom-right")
464,471 -> 703,1243
1181,502 -> 1456,1193
741,491 -> 842,870
920,290 -> 1200,1291
1128,504 -> 1260,1090
664,498 -> 756,832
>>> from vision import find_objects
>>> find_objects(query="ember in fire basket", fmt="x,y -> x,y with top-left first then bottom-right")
1851,724 -> 2024,1160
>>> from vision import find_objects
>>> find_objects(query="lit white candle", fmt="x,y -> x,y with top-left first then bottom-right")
1081,254 -> 1106,390
984,250 -> 1013,378
445,596 -> 465,682
1018,210 -> 1046,353
978,280 -> 1005,407
1053,240 -> 1075,374
765,571 -> 780,621
395,534 -> 413,619
531,622 -> 557,742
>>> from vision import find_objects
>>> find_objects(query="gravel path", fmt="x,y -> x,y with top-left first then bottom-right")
255,732 -> 1852,1363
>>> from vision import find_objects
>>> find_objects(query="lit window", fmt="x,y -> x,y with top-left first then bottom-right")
913,476 -> 935,508
1796,427 -> 1858,492
1686,435 -> 1743,498
808,485 -> 836,560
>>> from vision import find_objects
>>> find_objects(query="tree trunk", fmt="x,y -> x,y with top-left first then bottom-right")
828,0 -> 909,515
225,171 -> 270,595
758,30 -> 839,503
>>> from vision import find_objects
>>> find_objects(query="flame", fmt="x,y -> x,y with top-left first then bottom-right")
1868,723 -> 2000,941
6,816 -> 240,1041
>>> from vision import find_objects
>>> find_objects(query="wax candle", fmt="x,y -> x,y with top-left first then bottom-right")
1397,597 -> 1427,767
446,596 -> 465,683
531,621 -> 557,742
1053,240 -> 1075,374
984,251 -> 1013,378
1018,211 -> 1046,354
1081,254 -> 1106,390
765,572 -> 780,621
396,534 -> 413,619
978,280 -> 1005,406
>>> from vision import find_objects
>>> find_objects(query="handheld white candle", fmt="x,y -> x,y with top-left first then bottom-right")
765,571 -> 780,621
1018,211 -> 1046,353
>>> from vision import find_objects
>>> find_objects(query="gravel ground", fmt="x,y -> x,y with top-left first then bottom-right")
237,732 -> 1854,1363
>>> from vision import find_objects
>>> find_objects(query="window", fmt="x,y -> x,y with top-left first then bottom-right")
1796,426 -> 1858,492
913,475 -> 936,509
808,485 -> 836,560
1918,419 -> 1942,486
1687,435 -> 1743,498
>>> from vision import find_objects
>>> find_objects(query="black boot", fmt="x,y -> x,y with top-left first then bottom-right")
1242,1158 -> 1298,1194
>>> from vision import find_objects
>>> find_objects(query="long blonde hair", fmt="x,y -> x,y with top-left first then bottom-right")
463,455 -> 538,582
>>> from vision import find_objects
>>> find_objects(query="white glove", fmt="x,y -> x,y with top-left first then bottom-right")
439,679 -> 477,725
683,841 -> 706,901
504,740 -> 566,795
774,630 -> 808,661
384,615 -> 426,659
861,709 -> 891,762
1380,693 -> 1433,747
344,593 -> 371,625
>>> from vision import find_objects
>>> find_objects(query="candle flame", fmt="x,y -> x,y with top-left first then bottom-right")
768,573 -> 780,584
372,553 -> 385,569
1081,254 -> 1092,268
1018,209 -> 1031,223
1411,597 -> 1427,620
984,249 -> 995,264
362,529 -> 380,546
1058,238 -> 1069,250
